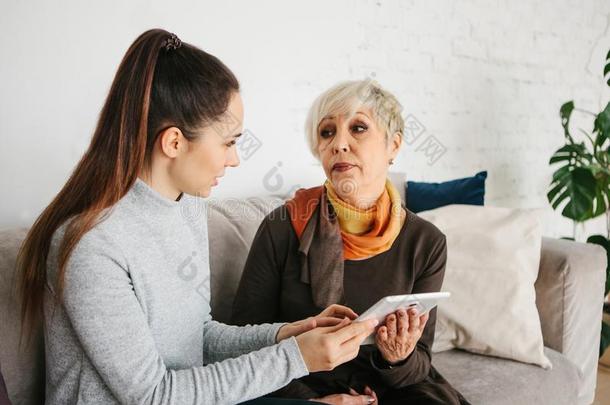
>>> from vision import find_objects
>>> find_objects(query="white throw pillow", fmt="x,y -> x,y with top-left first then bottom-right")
418,204 -> 552,369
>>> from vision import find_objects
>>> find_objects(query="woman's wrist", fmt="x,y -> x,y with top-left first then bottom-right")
275,323 -> 290,343
376,350 -> 411,368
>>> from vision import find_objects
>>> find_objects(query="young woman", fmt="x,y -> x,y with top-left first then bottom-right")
16,29 -> 377,405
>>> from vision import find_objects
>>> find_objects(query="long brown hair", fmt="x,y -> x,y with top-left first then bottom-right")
17,28 -> 239,345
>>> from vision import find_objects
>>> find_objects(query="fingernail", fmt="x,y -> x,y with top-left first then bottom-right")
370,319 -> 379,327
366,396 -> 375,404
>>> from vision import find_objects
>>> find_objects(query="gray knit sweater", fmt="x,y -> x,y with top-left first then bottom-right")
43,178 -> 308,404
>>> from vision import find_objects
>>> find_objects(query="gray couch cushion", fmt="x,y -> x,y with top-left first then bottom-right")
0,228 -> 44,405
432,347 -> 579,405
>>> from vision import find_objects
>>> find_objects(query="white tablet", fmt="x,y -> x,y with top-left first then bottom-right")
355,291 -> 451,345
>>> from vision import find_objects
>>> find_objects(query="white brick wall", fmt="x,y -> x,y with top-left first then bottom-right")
1,0 -> 609,240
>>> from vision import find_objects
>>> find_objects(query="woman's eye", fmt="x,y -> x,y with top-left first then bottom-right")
320,128 -> 335,138
351,124 -> 368,133
226,140 -> 236,147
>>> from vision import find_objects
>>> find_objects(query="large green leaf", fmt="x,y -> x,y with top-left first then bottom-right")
580,171 -> 610,218
548,143 -> 587,165
548,167 -> 597,221
594,102 -> 610,147
552,164 -> 572,183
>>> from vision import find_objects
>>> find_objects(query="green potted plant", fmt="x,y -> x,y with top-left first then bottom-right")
547,49 -> 610,357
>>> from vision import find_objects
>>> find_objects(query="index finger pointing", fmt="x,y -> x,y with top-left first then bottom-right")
332,319 -> 378,343
328,304 -> 359,320
315,316 -> 346,327
316,316 -> 352,334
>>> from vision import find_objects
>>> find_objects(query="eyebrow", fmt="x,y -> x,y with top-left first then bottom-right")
233,132 -> 243,138
320,111 -> 371,122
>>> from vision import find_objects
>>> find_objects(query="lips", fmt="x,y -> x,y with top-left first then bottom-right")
332,163 -> 355,172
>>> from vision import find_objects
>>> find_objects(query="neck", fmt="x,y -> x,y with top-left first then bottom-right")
139,166 -> 182,202
332,178 -> 387,210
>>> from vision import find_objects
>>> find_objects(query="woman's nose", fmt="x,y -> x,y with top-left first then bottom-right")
226,146 -> 240,167
331,128 -> 351,154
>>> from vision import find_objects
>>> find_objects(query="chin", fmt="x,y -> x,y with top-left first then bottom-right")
331,170 -> 357,180
188,186 -> 211,198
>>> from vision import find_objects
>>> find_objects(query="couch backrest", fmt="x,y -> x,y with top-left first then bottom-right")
207,196 -> 285,323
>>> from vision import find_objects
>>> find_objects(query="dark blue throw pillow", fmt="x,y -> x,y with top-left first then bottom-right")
405,171 -> 487,213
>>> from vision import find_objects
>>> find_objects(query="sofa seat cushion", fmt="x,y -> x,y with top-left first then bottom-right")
431,347 -> 578,405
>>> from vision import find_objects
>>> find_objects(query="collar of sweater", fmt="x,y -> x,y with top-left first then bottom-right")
126,178 -> 195,217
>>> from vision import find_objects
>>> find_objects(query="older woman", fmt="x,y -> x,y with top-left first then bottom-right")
232,81 -> 469,404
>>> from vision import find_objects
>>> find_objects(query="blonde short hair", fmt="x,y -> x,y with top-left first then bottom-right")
305,80 -> 404,158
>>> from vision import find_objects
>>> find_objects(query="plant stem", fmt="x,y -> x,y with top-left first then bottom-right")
574,107 -> 597,117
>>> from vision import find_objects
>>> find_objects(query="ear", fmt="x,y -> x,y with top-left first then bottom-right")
158,127 -> 188,159
388,131 -> 402,160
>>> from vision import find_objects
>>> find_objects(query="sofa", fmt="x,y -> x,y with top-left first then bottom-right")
0,175 -> 606,405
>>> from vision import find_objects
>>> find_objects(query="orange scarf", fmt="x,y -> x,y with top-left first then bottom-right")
286,180 -> 406,261
325,179 -> 406,260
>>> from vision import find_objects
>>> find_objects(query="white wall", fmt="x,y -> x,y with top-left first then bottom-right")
1,0 -> 609,240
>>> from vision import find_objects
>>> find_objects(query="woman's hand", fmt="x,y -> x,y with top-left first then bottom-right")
375,307 -> 429,365
311,385 -> 378,404
276,304 -> 359,342
296,317 -> 378,372
317,304 -> 359,321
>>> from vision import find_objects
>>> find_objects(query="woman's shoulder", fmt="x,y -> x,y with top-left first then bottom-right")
49,211 -> 116,256
402,207 -> 447,246
260,203 -> 296,235
46,213 -> 125,292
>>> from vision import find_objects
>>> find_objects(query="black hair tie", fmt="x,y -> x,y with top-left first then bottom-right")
164,33 -> 182,51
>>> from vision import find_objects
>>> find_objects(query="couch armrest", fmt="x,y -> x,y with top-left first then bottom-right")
535,236 -> 606,405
